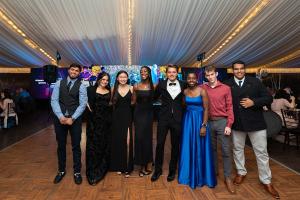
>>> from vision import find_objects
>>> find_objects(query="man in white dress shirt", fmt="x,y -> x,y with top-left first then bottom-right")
151,65 -> 185,182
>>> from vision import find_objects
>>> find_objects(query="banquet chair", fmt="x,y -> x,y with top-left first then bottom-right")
0,102 -> 18,129
280,109 -> 299,149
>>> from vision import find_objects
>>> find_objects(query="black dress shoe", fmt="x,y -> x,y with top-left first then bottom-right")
151,171 -> 162,182
53,172 -> 66,184
74,173 -> 82,185
167,171 -> 176,182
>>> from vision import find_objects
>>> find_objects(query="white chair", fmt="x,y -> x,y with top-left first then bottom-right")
1,102 -> 18,128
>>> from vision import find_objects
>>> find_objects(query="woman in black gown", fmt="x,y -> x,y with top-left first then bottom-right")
86,72 -> 111,185
133,66 -> 154,177
110,70 -> 134,177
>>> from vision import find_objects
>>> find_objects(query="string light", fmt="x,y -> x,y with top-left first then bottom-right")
227,49 -> 300,73
203,0 -> 270,63
0,10 -> 56,64
254,49 -> 300,68
128,0 -> 134,66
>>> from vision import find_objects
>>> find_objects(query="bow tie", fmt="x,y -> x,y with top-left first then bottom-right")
169,82 -> 177,86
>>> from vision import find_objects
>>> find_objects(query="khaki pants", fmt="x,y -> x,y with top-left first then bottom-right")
232,129 -> 272,184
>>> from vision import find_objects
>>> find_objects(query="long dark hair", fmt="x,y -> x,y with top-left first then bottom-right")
140,66 -> 154,93
2,89 -> 11,100
274,89 -> 290,101
95,72 -> 111,91
112,70 -> 129,105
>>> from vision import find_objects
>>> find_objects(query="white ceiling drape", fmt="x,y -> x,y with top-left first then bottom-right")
0,0 -> 299,68
1,0 -> 128,66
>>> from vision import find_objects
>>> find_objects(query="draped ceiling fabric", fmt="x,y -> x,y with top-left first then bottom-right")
0,0 -> 299,68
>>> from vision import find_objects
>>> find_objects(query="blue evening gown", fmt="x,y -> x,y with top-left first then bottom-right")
178,95 -> 217,189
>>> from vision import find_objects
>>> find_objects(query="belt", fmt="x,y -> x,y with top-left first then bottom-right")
209,116 -> 226,121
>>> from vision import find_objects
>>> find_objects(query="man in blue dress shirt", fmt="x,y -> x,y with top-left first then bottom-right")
51,63 -> 87,185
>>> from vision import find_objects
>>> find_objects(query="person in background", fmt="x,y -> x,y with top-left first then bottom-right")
271,89 -> 295,122
0,90 -> 17,117
51,63 -> 87,185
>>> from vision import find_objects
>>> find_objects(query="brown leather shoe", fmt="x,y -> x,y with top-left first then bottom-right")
224,178 -> 236,194
263,183 -> 280,199
233,174 -> 246,185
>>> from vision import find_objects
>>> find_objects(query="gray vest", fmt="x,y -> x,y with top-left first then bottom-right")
59,78 -> 82,117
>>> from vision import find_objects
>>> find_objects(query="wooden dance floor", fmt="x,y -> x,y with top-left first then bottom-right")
0,124 -> 299,200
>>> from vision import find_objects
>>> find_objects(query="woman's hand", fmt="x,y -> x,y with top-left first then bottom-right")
87,104 -> 92,112
200,127 -> 206,137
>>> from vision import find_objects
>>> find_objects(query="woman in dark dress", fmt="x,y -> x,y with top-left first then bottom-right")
86,72 -> 112,185
133,66 -> 154,177
110,70 -> 134,177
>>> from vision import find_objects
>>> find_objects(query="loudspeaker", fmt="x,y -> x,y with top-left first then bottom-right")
196,52 -> 206,61
43,65 -> 57,84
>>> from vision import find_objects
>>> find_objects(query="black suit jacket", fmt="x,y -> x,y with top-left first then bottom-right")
224,76 -> 272,132
154,79 -> 186,123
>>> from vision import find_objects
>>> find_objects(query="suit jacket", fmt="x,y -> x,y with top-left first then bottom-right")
154,79 -> 186,123
224,76 -> 272,132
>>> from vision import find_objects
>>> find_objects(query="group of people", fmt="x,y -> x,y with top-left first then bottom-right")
51,61 -> 279,199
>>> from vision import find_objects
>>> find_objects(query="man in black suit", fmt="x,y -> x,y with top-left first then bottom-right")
224,61 -> 279,199
151,65 -> 185,182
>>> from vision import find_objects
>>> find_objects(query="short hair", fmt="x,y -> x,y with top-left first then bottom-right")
166,64 -> 178,72
231,60 -> 246,68
204,65 -> 216,73
69,63 -> 82,71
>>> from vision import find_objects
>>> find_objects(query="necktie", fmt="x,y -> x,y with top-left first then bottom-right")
169,82 -> 176,86
67,81 -> 72,91
238,80 -> 242,88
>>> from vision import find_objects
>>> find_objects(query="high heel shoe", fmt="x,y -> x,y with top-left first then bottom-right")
125,172 -> 130,178
143,169 -> 152,175
139,171 -> 144,177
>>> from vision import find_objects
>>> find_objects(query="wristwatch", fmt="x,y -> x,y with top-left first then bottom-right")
201,123 -> 207,128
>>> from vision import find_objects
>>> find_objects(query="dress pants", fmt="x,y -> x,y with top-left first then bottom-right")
54,116 -> 82,173
209,118 -> 232,178
232,129 -> 272,184
154,117 -> 181,173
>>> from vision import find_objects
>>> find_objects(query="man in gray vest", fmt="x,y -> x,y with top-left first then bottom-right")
51,63 -> 87,184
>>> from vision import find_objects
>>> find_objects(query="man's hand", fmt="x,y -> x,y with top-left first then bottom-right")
65,118 -> 74,125
224,126 -> 231,136
240,98 -> 254,108
59,116 -> 68,125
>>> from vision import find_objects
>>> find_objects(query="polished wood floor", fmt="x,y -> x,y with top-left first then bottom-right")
0,124 -> 299,200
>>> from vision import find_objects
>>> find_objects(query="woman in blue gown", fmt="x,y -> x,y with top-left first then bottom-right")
178,72 -> 216,189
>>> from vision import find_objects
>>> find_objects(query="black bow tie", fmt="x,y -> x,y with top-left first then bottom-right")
169,82 -> 176,86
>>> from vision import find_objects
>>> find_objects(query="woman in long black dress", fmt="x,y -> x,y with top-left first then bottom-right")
86,72 -> 112,185
110,70 -> 134,177
133,66 -> 154,177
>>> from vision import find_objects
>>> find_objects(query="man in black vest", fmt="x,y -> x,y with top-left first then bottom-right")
224,61 -> 279,199
51,63 -> 87,185
151,65 -> 185,182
